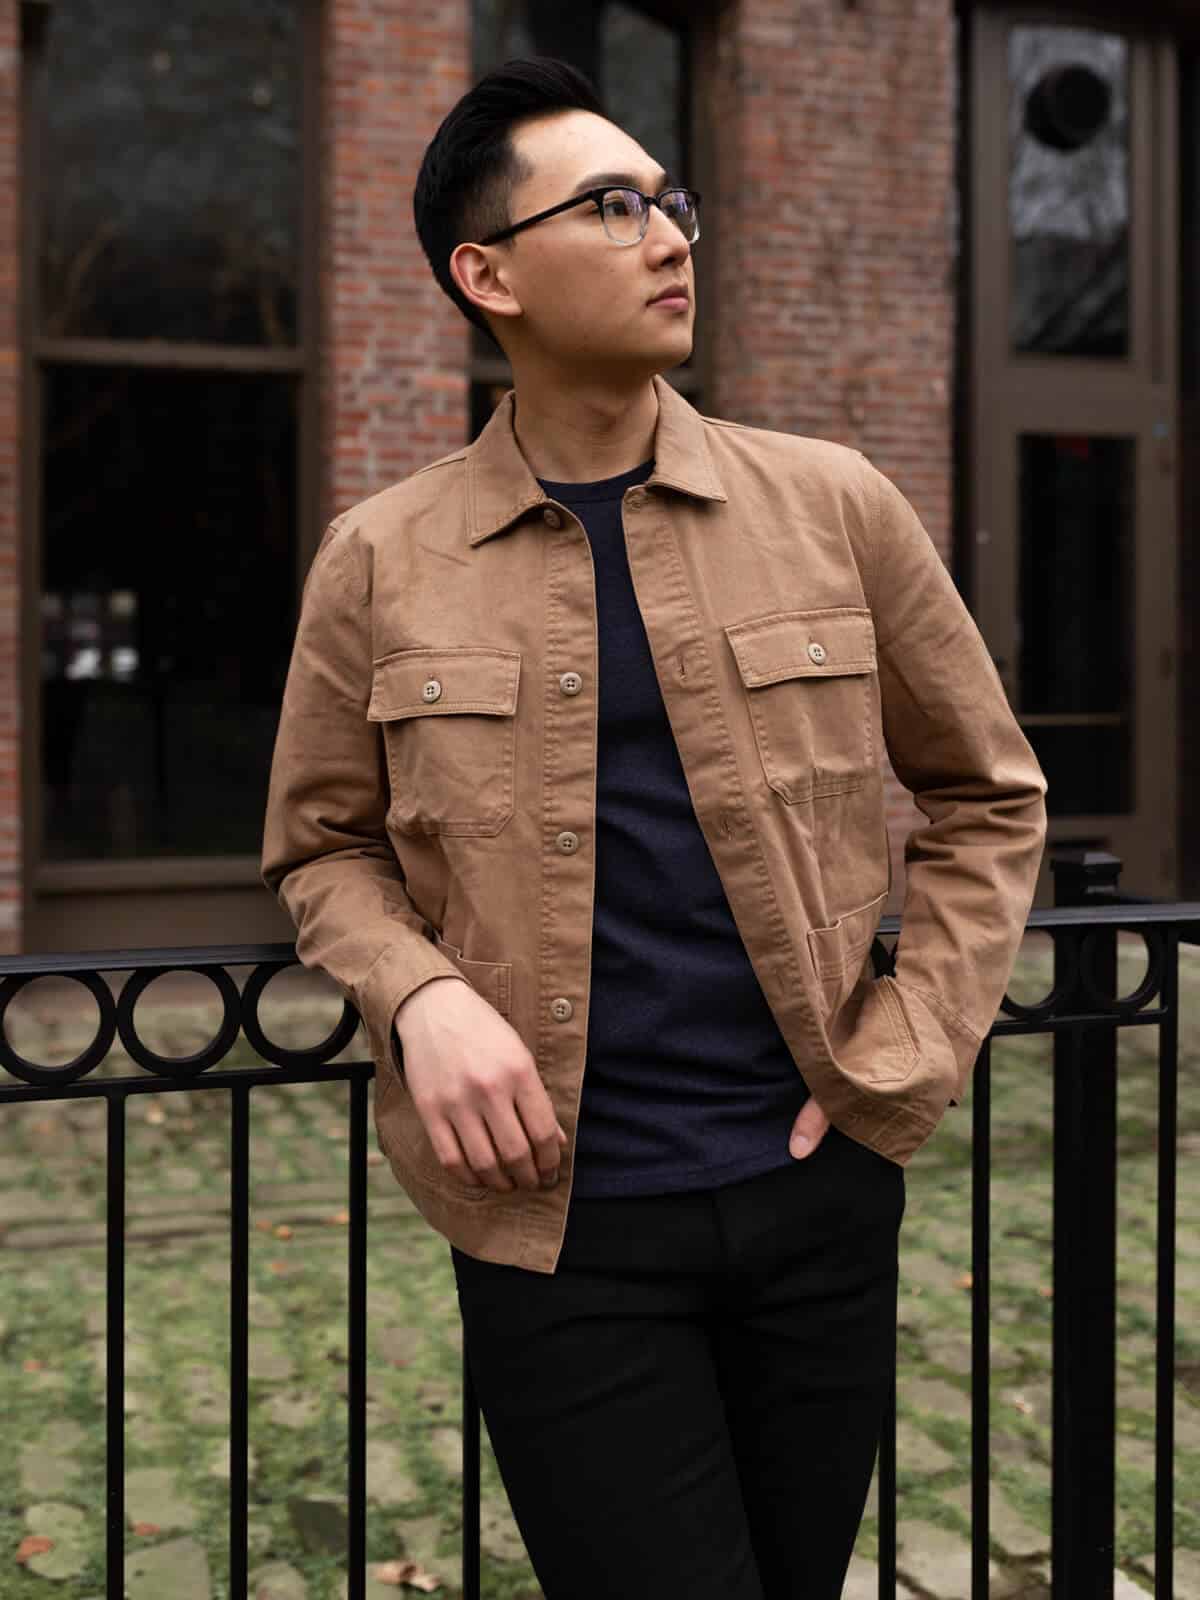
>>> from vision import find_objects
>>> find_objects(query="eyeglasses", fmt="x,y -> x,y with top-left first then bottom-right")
478,186 -> 702,248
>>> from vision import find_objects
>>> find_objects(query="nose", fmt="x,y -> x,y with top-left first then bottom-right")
644,203 -> 691,265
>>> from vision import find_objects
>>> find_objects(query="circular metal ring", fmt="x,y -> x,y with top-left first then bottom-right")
1079,926 -> 1163,1016
997,928 -> 1080,1022
240,961 -> 360,1068
116,967 -> 242,1077
0,971 -> 117,1085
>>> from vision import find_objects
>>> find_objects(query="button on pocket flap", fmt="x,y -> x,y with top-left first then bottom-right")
368,647 -> 520,721
725,608 -> 875,687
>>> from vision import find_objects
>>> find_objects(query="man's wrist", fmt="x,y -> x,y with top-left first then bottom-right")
393,973 -> 469,1041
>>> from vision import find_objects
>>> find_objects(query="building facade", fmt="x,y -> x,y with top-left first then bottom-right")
2,0 -> 1196,954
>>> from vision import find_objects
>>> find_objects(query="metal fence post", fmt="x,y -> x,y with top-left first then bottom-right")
1049,849 -> 1121,1600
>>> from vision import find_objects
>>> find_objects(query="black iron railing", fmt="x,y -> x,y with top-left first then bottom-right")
0,851 -> 1195,1600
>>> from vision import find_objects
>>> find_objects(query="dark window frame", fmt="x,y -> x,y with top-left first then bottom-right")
19,0 -> 322,899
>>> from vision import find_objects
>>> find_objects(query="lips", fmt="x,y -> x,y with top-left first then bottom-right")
648,285 -> 690,306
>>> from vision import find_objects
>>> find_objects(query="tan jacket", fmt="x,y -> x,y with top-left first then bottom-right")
262,374 -> 1047,1274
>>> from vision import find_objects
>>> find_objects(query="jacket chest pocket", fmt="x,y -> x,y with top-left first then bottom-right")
725,608 -> 876,803
367,646 -> 520,836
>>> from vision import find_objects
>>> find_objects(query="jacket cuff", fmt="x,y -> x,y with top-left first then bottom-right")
355,939 -> 466,1072
898,981 -> 985,1106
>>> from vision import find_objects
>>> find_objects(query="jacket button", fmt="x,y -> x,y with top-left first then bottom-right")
556,830 -> 579,854
550,997 -> 574,1022
422,678 -> 442,701
807,641 -> 827,665
559,671 -> 582,695
543,508 -> 562,529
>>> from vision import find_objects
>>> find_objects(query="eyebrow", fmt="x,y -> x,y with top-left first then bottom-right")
566,168 -> 674,198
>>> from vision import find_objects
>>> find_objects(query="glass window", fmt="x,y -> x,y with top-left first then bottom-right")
1009,25 -> 1130,358
41,367 -> 298,858
31,0 -> 309,865
1018,433 -> 1135,815
40,0 -> 300,345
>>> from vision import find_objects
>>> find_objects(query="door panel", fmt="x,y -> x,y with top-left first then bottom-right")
969,9 -> 1180,898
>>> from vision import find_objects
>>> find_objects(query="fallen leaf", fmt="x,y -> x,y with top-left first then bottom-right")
273,1224 -> 293,1240
254,1219 -> 274,1235
955,1272 -> 973,1290
145,1104 -> 166,1125
373,1556 -> 442,1590
15,1535 -> 53,1563
22,1359 -> 44,1373
1010,1392 -> 1033,1415
328,1210 -> 350,1226
268,1260 -> 289,1275
1038,1286 -> 1053,1299
131,1522 -> 161,1536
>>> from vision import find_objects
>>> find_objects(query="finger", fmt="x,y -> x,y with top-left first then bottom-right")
480,1099 -> 546,1192
512,1081 -> 565,1186
789,1100 -> 830,1158
452,1111 -> 516,1193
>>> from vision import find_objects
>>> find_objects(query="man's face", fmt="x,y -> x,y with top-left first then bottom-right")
479,109 -> 696,373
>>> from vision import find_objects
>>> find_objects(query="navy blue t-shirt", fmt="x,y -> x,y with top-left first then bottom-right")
535,457 -> 812,1198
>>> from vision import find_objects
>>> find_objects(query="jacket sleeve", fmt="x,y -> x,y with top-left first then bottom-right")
860,458 -> 1048,1106
261,516 -> 465,1071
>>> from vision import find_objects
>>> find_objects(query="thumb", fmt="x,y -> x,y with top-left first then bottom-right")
789,1097 -> 830,1159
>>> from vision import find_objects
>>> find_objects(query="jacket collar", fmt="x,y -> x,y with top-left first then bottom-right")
465,372 -> 728,547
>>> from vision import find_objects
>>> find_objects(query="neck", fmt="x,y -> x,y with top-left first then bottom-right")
507,366 -> 659,483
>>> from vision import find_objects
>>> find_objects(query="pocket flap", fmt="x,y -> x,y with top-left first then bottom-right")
807,888 -> 888,979
725,608 -> 875,686
368,646 -> 520,721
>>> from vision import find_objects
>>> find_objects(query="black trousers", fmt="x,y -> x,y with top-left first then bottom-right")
450,1121 -> 904,1600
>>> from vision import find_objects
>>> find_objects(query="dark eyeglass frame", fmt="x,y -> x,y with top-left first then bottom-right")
477,185 -> 702,247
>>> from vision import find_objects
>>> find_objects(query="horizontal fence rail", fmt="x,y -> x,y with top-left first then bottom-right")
0,852 -> 1197,1599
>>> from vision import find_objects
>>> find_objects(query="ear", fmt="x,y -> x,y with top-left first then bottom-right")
449,242 -> 523,324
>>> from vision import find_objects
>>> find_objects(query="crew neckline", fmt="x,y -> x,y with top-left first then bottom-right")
536,457 -> 655,504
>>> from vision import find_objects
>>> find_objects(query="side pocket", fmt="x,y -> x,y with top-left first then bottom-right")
431,933 -> 512,1018
807,888 -> 888,1020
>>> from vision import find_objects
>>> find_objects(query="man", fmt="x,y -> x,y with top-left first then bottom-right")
262,54 -> 1047,1600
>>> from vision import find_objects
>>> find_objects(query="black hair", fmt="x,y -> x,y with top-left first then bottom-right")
413,56 -> 607,353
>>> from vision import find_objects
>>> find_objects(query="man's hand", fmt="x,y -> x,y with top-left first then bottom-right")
788,1094 -> 830,1159
392,977 -> 569,1194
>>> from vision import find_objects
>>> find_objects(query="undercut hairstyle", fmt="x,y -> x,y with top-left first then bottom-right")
413,56 -> 607,353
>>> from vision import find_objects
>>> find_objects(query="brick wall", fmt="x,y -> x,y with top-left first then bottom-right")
0,0 -> 18,954
708,0 -> 957,909
323,0 -> 472,523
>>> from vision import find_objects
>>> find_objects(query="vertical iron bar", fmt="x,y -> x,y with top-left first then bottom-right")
463,1338 -> 481,1600
229,1082 -> 250,1599
106,1089 -> 127,1599
1155,931 -> 1178,1600
1051,857 -> 1119,1600
972,1036 -> 992,1600
347,1071 -> 368,1600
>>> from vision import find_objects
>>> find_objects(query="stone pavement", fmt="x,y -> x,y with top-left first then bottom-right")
0,938 -> 1196,1597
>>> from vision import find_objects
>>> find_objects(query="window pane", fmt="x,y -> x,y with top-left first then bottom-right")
602,5 -> 683,188
1018,433 -> 1135,815
41,367 -> 298,858
1009,25 -> 1130,358
40,0 -> 301,344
